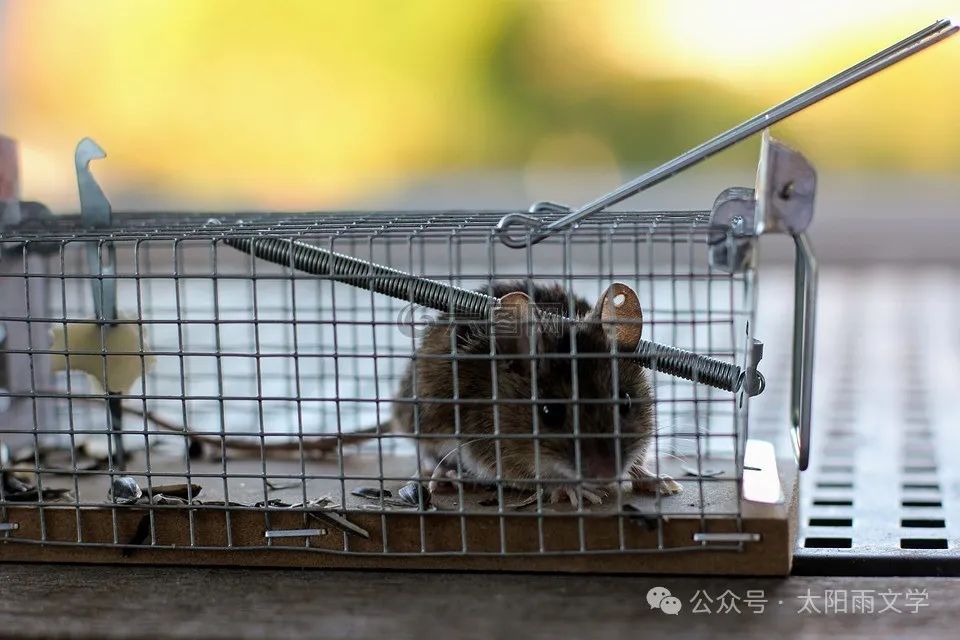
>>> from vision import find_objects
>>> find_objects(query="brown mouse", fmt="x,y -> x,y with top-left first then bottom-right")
391,281 -> 681,506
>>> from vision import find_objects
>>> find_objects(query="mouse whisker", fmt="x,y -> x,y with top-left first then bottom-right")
651,452 -> 689,465
647,437 -> 701,448
648,424 -> 710,435
432,437 -> 486,473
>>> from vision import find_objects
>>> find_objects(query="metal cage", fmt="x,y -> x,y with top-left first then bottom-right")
0,133 -> 817,574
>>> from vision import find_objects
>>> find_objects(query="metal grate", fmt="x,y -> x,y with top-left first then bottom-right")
753,267 -> 960,575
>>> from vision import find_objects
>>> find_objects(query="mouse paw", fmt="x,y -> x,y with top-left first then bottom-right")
427,468 -> 460,494
627,466 -> 683,496
548,484 -> 606,507
639,475 -> 682,495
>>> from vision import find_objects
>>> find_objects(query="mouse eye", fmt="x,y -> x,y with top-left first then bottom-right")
538,403 -> 567,429
619,392 -> 632,417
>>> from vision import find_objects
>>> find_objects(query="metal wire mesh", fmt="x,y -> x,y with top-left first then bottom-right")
0,210 -> 755,556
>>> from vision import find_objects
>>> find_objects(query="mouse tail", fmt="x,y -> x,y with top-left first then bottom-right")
294,420 -> 393,453
142,408 -> 391,455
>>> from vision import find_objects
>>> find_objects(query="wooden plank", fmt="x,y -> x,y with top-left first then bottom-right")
0,564 -> 956,640
1,454 -> 797,575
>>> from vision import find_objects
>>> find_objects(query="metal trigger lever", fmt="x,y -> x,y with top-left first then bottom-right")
76,137 -> 117,324
496,18 -> 958,248
75,137 -> 126,471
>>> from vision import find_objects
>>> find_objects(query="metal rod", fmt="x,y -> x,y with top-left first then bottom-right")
224,236 -> 746,393
495,18 -> 958,247
107,393 -> 126,471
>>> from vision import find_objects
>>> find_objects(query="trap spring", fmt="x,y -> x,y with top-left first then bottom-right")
222,234 -> 761,395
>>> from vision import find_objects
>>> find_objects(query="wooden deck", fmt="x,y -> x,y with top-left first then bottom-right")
1,564 -> 956,640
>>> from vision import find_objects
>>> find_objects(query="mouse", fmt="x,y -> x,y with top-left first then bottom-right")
390,281 -> 681,506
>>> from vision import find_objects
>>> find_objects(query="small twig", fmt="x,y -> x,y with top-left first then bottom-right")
265,479 -> 302,492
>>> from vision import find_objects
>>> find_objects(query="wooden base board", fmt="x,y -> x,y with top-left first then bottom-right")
1,454 -> 798,575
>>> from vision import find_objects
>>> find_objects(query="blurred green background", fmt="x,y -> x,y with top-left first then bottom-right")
0,0 -> 958,262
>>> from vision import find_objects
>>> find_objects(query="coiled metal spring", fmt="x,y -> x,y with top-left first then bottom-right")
224,235 -> 750,394
634,341 -> 742,393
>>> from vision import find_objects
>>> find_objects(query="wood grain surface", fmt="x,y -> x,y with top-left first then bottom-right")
0,564 -> 956,639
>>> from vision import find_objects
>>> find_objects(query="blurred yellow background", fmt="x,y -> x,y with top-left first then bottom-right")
0,0 -> 957,211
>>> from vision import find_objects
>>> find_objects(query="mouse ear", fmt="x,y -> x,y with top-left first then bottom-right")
493,291 -> 540,355
594,283 -> 643,351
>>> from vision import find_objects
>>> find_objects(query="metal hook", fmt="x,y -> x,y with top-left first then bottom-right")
76,137 -> 117,324
494,202 -> 572,246
497,18 -> 957,248
493,212 -> 545,247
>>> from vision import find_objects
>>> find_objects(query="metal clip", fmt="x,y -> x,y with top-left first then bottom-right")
707,186 -> 756,273
495,18 -> 956,247
693,532 -> 761,543
743,339 -> 765,397
265,528 -> 328,539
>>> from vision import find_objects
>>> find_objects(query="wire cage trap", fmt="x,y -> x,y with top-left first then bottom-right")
0,135 -> 802,574
0,20 -> 954,574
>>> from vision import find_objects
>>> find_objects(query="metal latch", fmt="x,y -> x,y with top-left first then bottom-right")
743,339 -> 765,397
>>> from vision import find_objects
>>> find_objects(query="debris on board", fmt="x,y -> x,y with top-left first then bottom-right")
682,465 -> 725,478
398,481 -> 432,509
109,476 -> 143,504
351,486 -> 392,499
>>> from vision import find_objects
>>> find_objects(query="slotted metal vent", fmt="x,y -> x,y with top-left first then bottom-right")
754,268 -> 959,575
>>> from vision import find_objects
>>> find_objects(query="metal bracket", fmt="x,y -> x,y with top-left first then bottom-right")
760,134 -> 818,471
709,134 -> 818,471
709,132 -> 816,272
756,132 -> 816,235
707,186 -> 756,273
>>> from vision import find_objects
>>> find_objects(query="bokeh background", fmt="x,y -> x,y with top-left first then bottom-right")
1,0 -> 958,262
